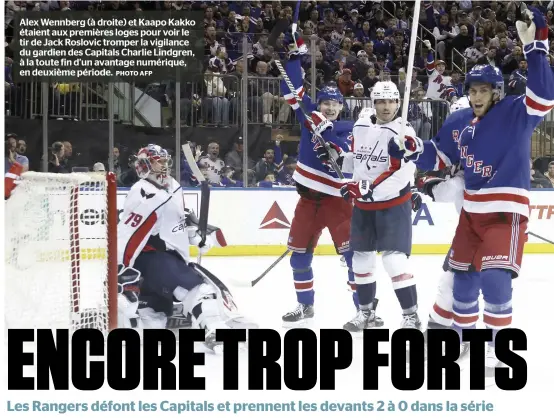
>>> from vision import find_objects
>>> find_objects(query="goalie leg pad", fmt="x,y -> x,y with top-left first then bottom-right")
117,294 -> 140,329
137,307 -> 168,329
290,252 -> 314,305
180,282 -> 229,333
382,251 -> 418,313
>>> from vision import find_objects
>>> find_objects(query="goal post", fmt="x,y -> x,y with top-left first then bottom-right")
5,171 -> 119,333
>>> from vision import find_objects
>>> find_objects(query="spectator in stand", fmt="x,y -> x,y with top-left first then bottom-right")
61,141 -> 73,171
502,45 -> 525,74
545,162 -> 554,186
362,66 -> 380,93
408,87 -> 432,140
254,146 -> 282,182
47,142 -> 67,174
495,35 -> 513,63
5,134 -> 28,173
464,37 -> 486,68
345,83 -> 371,120
92,162 -> 106,174
112,146 -> 122,178
337,68 -> 355,96
531,158 -> 553,188
257,172 -> 282,188
277,156 -> 297,186
220,167 -> 244,188
507,59 -> 528,96
310,51 -> 334,87
334,37 -> 356,66
477,46 -> 501,67
252,60 -> 290,125
450,70 -> 464,97
198,142 -> 225,184
204,62 -> 230,127
224,137 -> 254,181
432,13 -> 458,61
16,139 -> 29,170
451,24 -> 474,57
398,69 -> 422,97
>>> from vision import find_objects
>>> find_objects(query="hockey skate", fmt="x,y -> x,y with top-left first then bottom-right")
401,313 -> 422,330
484,345 -> 504,387
282,303 -> 314,327
343,308 -> 384,333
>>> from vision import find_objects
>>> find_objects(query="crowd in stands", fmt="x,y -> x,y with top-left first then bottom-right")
4,1 -> 554,188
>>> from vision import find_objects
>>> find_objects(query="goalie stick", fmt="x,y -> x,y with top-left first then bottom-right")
182,143 -> 211,264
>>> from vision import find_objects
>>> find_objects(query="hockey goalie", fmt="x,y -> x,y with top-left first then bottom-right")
117,144 -> 256,352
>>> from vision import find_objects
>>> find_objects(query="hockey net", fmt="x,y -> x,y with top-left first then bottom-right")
5,171 -> 118,334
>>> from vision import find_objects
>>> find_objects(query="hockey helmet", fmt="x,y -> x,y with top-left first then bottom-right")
317,85 -> 344,104
371,81 -> 400,105
465,65 -> 504,99
135,144 -> 173,183
317,85 -> 344,120
370,81 -> 401,121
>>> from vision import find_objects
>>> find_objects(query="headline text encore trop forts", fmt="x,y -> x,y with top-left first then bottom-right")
13,11 -> 204,82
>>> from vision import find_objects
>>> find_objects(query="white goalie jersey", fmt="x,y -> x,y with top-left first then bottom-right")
343,115 -> 417,207
117,176 -> 197,267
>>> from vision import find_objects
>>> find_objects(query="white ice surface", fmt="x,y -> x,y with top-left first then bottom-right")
3,254 -> 553,419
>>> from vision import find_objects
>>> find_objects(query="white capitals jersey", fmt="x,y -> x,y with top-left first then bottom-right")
431,169 -> 465,214
118,176 -> 193,267
345,115 -> 417,209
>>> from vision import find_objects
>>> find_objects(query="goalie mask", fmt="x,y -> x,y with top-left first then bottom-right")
370,81 -> 400,123
135,144 -> 173,186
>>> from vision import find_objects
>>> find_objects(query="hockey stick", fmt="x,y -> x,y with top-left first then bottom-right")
528,231 -> 554,246
274,59 -> 345,178
251,249 -> 291,287
398,0 -> 422,150
182,143 -> 210,264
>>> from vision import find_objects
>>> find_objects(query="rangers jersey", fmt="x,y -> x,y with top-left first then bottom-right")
118,177 -> 193,267
415,45 -> 554,218
281,58 -> 352,196
345,115 -> 417,209
425,52 -> 455,100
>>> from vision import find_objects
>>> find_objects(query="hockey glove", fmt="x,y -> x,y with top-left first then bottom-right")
117,265 -> 141,303
314,141 -> 344,169
340,180 -> 374,202
388,135 -> 423,161
284,31 -> 308,58
416,176 -> 444,200
516,5 -> 548,53
188,226 -> 214,255
411,191 -> 423,212
304,110 -> 334,137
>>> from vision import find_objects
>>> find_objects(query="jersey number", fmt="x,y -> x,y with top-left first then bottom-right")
125,212 -> 143,227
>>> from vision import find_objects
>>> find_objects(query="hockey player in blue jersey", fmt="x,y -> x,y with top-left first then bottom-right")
390,6 -> 554,376
279,32 -> 380,326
